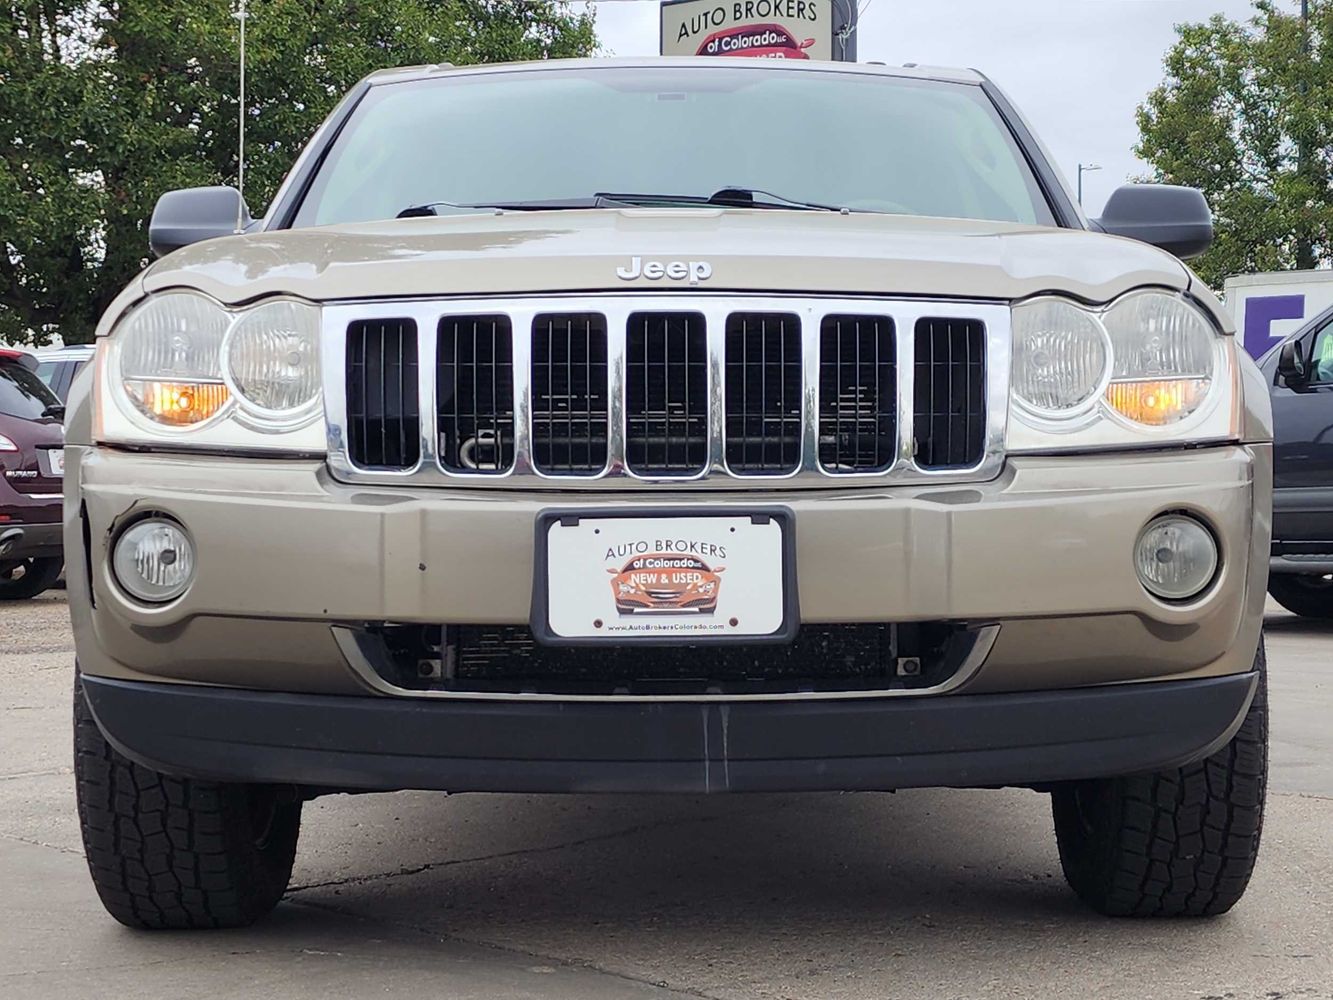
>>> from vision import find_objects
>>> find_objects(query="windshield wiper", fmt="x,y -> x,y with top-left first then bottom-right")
593,188 -> 844,212
395,189 -> 842,219
396,201 -> 504,218
42,403 -> 65,420
396,196 -> 633,218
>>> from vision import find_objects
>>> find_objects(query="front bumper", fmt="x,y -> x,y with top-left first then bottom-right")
80,669 -> 1260,792
68,444 -> 1269,695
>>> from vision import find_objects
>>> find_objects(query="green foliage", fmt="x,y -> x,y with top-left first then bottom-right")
1136,0 -> 1332,287
0,1 -> 597,344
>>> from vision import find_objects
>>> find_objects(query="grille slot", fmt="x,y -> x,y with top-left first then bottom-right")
452,624 -> 896,693
531,314 -> 609,475
346,319 -> 420,470
913,318 -> 986,469
360,621 -> 989,697
437,316 -> 515,474
725,313 -> 802,474
818,315 -> 897,472
625,312 -> 708,475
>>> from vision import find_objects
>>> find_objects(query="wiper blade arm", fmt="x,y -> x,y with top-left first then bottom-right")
395,201 -> 504,218
707,187 -> 843,212
592,189 -> 844,212
396,190 -> 845,218
592,191 -> 711,207
397,197 -> 633,218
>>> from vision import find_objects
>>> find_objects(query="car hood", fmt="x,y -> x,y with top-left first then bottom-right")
142,209 -> 1192,308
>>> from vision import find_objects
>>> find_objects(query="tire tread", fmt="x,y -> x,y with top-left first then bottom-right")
74,674 -> 299,929
1052,641 -> 1267,918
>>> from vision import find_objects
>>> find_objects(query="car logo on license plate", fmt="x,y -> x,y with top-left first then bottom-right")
607,552 -> 724,615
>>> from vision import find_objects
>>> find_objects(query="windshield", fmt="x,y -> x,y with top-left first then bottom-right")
293,66 -> 1054,228
0,360 -> 61,419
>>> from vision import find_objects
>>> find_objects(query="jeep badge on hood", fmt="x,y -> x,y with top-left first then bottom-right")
615,256 -> 713,284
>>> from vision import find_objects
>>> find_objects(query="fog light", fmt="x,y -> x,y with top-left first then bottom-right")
112,518 -> 195,603
1134,515 -> 1217,601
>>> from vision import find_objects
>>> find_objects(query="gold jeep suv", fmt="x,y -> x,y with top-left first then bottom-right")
67,58 -> 1272,929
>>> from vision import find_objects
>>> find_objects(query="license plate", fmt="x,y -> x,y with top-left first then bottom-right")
534,509 -> 797,645
44,448 -> 64,477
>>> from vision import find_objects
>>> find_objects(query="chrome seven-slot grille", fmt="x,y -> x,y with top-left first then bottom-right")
330,296 -> 1008,488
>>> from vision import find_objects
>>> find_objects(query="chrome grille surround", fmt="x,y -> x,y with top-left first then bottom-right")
322,295 -> 1012,490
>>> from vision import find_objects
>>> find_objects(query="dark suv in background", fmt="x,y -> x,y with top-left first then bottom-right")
0,348 -> 65,599
1266,304 -> 1333,616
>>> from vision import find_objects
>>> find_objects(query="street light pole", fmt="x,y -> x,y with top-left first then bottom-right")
234,0 -> 248,234
1077,163 -> 1102,206
833,0 -> 858,62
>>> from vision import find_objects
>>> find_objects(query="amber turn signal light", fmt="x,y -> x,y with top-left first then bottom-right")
124,380 -> 230,427
1104,378 -> 1209,426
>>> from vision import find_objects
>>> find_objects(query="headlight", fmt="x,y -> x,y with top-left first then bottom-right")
1103,291 -> 1215,426
100,292 -> 325,452
223,300 -> 322,427
1007,290 -> 1235,452
1012,298 -> 1110,419
115,293 -> 232,428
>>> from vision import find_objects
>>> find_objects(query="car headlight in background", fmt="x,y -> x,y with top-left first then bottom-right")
99,292 -> 325,452
1007,289 -> 1234,452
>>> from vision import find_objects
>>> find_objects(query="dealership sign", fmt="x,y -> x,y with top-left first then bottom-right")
660,0 -> 834,61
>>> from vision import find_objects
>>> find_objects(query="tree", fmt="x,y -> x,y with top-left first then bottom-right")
1136,0 -> 1332,287
0,1 -> 597,345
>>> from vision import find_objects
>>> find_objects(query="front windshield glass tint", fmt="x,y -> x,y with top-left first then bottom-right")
293,67 -> 1053,228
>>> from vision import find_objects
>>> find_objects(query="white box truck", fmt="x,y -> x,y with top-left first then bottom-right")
1225,270 -> 1333,358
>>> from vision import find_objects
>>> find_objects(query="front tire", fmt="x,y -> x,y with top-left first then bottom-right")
1051,639 -> 1267,917
1267,573 -> 1333,619
0,556 -> 63,600
73,672 -> 301,929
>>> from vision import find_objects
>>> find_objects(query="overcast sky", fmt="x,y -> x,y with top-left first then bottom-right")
585,0 -> 1268,216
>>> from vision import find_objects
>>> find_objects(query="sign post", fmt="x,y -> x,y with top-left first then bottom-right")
659,0 -> 855,62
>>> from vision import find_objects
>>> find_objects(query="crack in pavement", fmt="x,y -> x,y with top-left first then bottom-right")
0,766 -> 70,781
0,830 -> 83,857
1,956 -> 193,981
287,801 -> 782,893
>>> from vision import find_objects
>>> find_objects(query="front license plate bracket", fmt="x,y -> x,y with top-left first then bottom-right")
531,507 -> 800,647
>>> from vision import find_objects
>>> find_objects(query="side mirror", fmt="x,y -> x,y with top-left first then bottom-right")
1278,340 -> 1308,388
1093,184 -> 1214,260
148,186 -> 251,258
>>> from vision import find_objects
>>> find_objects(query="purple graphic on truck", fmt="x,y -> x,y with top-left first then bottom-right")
1243,294 -> 1305,358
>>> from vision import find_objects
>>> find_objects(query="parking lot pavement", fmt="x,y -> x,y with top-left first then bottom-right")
2,593 -> 1330,1000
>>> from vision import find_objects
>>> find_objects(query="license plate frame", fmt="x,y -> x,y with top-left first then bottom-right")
531,507 -> 799,647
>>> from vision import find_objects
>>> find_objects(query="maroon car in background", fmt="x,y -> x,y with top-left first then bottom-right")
0,348 -> 65,599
